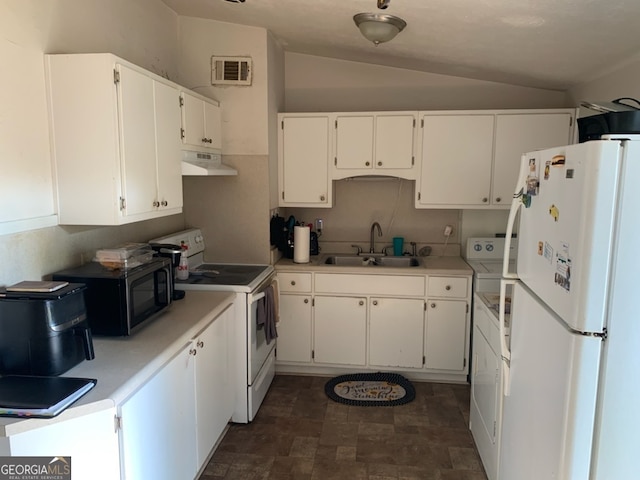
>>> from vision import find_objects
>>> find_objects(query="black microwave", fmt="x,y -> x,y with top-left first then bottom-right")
52,258 -> 172,336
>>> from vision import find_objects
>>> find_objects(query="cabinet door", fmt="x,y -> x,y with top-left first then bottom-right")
335,115 -> 374,170
369,297 -> 424,368
277,294 -> 313,363
119,345 -> 196,480
154,80 -> 183,211
194,307 -> 234,467
425,299 -> 468,371
7,407 -> 120,480
314,296 -> 366,365
204,101 -> 222,150
492,113 -> 573,206
418,114 -> 494,207
117,64 -> 158,217
376,114 -> 415,170
182,92 -> 206,147
279,115 -> 331,206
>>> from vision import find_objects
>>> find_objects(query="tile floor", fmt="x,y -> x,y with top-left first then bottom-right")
199,374 -> 487,480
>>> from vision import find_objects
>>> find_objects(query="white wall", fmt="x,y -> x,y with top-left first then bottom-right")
0,0 -> 183,287
568,55 -> 640,106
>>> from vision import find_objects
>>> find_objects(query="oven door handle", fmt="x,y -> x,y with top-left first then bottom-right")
249,291 -> 266,305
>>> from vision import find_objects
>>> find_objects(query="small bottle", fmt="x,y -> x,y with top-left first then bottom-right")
177,245 -> 189,280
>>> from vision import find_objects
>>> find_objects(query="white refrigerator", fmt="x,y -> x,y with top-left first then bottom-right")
498,136 -> 640,479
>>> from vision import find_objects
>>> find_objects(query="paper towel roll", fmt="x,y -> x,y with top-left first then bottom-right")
293,226 -> 310,263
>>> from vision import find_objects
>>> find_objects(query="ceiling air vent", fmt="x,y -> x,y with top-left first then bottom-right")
211,56 -> 252,85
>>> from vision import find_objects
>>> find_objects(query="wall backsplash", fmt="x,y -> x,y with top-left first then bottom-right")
282,177 -> 460,252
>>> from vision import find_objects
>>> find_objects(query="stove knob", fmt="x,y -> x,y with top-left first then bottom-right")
473,244 -> 482,252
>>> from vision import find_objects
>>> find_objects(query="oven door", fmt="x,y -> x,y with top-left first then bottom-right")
247,273 -> 277,385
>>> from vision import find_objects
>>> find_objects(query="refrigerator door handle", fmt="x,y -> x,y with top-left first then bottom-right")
503,153 -> 527,279
502,358 -> 511,396
499,279 -> 515,363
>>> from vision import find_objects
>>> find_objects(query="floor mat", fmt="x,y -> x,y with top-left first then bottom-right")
324,372 -> 415,406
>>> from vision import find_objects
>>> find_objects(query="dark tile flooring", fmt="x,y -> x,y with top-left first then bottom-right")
199,374 -> 487,480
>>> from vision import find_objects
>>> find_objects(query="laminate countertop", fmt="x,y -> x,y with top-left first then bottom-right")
0,290 -> 235,437
275,254 -> 472,276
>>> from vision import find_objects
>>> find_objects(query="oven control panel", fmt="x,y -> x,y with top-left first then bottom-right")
149,228 -> 206,256
466,237 -> 518,261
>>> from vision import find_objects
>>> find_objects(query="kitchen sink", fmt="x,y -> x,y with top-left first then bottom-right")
322,255 -> 421,267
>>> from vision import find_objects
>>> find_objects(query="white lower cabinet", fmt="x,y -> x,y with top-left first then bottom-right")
0,407 -> 121,480
369,297 -> 424,369
425,299 -> 468,371
119,344 -> 197,480
118,307 -> 234,480
275,270 -> 471,380
313,295 -> 367,365
277,294 -> 313,363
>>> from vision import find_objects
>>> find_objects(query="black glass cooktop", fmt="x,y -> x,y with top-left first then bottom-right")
182,264 -> 271,286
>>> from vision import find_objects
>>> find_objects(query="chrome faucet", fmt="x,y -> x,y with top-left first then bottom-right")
369,222 -> 383,253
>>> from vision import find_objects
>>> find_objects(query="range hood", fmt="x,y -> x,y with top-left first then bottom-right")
181,150 -> 238,176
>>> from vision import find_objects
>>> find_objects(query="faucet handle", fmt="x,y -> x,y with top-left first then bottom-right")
351,244 -> 363,255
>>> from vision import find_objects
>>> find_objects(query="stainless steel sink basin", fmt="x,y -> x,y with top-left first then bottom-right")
323,255 -> 421,267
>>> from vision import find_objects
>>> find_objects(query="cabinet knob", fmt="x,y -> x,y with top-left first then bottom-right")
430,303 -> 437,309
290,280 -> 296,286
304,298 -> 309,304
189,348 -> 197,356
482,197 -> 488,203
445,285 -> 451,291
320,195 -> 326,201
161,200 -> 168,207
201,138 -> 208,143
197,340 -> 204,348
377,161 -> 382,167
359,300 -> 364,306
372,300 -> 378,306
153,201 -> 160,207
365,161 -> 370,166
496,197 -> 502,203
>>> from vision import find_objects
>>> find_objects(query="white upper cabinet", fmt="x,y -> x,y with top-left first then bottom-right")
45,53 -> 183,225
492,112 -> 574,206
417,113 -> 495,207
333,112 -> 418,180
278,113 -> 332,207
181,91 -> 222,151
416,109 -> 575,209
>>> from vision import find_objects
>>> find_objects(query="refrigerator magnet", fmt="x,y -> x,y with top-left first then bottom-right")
549,204 -> 559,222
551,154 -> 566,166
544,161 -> 551,180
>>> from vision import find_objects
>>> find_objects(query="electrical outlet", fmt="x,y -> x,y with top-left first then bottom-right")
444,225 -> 453,237
315,218 -> 323,234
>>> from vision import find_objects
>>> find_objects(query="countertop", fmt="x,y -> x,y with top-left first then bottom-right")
275,254 -> 473,276
0,290 -> 235,437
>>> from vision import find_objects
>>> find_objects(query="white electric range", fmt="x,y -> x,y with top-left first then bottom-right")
150,228 -> 276,423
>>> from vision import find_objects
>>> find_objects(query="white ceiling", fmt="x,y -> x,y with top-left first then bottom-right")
160,0 -> 640,91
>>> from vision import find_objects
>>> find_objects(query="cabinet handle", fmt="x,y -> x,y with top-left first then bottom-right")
496,197 -> 502,203
161,200 -> 168,207
430,303 -> 437,308
320,195 -> 326,201
359,300 -> 364,306
365,161 -> 370,166
445,285 -> 451,291
372,300 -> 378,306
291,280 -> 296,286
482,197 -> 488,203
189,348 -> 197,356
153,201 -> 160,207
304,298 -> 309,304
201,138 -> 208,143
197,340 -> 204,348
377,161 -> 382,167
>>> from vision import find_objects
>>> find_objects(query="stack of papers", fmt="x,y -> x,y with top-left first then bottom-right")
0,376 -> 96,418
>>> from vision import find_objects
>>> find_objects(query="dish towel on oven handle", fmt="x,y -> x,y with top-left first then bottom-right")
257,282 -> 279,344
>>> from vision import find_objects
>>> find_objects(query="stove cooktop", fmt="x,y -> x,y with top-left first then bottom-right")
179,263 -> 272,286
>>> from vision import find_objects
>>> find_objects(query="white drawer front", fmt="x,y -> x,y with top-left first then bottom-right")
428,276 -> 468,298
278,272 -> 312,293
315,273 -> 425,296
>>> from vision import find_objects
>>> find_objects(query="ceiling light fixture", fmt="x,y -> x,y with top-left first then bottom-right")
353,12 -> 407,46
